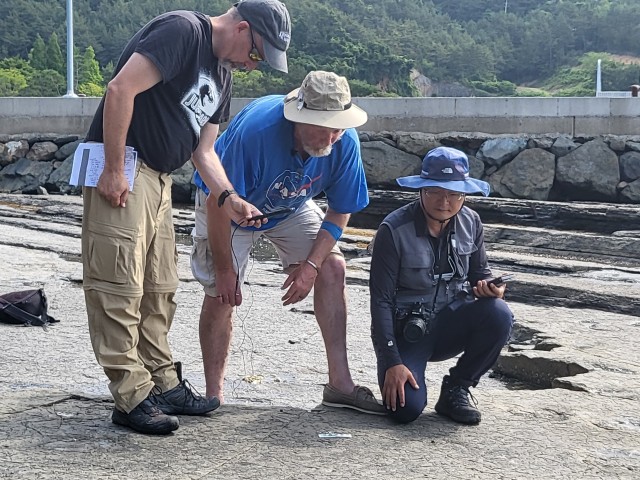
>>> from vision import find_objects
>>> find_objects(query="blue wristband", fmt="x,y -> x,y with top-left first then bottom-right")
320,220 -> 343,241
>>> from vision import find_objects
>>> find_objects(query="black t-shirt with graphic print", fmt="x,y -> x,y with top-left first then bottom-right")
86,11 -> 233,173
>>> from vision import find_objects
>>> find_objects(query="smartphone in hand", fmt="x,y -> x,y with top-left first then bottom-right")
487,274 -> 515,287
249,206 -> 295,222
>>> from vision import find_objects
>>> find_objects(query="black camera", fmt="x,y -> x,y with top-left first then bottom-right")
395,302 -> 435,343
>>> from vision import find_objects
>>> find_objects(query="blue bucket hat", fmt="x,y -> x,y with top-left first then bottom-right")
396,146 -> 490,196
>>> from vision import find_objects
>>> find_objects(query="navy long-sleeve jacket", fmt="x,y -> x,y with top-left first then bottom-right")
369,200 -> 492,371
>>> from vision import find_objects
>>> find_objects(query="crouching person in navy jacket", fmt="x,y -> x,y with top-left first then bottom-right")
369,147 -> 514,425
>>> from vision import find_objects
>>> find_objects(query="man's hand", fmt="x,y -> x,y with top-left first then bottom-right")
382,364 -> 419,411
222,194 -> 267,228
97,170 -> 129,207
281,261 -> 318,306
215,268 -> 242,307
473,279 -> 506,299
99,52 -> 162,210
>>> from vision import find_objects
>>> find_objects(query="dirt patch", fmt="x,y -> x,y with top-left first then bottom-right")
610,54 -> 640,65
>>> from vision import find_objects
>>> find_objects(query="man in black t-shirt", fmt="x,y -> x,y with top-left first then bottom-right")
82,0 -> 291,435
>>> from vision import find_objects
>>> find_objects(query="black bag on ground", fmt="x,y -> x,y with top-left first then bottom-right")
0,288 -> 58,327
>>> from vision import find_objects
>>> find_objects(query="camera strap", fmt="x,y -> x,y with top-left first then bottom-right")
428,271 -> 444,317
428,228 -> 451,316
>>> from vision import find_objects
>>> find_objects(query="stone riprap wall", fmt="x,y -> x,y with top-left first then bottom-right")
360,131 -> 640,203
0,133 -> 195,203
1,131 -> 640,204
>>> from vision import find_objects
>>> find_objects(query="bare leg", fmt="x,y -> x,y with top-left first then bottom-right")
313,253 -> 356,393
199,294 -> 233,403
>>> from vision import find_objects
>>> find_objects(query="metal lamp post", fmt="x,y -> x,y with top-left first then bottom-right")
63,0 -> 78,97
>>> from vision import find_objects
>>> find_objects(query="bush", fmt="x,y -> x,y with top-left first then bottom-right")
514,87 -> 550,97
468,80 -> 517,96
348,79 -> 379,97
0,68 -> 27,96
19,69 -> 65,96
554,85 -> 595,97
77,82 -> 105,97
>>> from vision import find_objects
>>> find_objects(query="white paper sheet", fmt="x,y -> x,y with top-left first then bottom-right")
69,143 -> 137,191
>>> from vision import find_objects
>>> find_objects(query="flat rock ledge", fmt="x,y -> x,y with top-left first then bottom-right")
0,193 -> 638,479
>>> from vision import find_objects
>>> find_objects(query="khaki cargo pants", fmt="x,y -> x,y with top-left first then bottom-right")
82,162 -> 179,413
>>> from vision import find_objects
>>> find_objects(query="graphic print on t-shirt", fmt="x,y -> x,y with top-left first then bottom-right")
264,170 -> 322,212
181,73 -> 220,134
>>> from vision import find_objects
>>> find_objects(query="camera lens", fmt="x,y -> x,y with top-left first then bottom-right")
403,316 -> 427,343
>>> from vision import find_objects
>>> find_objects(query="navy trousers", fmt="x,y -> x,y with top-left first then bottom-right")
376,297 -> 513,423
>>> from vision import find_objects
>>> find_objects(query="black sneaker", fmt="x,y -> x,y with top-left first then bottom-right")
112,397 -> 179,435
434,375 -> 481,425
152,379 -> 220,416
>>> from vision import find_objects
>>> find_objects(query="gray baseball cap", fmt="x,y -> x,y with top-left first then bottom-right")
234,0 -> 291,73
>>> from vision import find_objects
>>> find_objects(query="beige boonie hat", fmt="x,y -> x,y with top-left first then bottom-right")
283,71 -> 368,129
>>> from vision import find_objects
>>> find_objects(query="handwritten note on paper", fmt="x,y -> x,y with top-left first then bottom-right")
69,143 -> 138,191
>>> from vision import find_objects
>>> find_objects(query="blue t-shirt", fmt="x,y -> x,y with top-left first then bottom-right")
194,95 -> 369,229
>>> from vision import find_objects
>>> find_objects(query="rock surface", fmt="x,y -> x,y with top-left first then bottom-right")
0,193 -> 638,479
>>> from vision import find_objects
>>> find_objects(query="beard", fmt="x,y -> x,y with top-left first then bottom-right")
303,144 -> 333,158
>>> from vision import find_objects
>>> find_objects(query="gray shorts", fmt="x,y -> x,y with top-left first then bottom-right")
190,189 -> 341,297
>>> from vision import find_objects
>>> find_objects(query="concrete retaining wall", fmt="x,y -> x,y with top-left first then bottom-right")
2,96 -> 640,136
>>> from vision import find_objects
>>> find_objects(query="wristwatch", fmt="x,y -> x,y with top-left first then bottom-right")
217,189 -> 237,208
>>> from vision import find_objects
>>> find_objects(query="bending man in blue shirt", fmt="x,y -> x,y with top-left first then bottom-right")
191,71 -> 385,415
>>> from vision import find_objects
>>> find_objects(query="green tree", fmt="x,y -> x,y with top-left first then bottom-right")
0,68 -> 27,96
28,34 -> 47,70
20,68 -> 65,96
233,69 -> 288,97
348,79 -> 379,97
101,60 -> 115,83
0,56 -> 33,75
3,0 -> 640,98
0,56 -> 33,96
45,32 -> 64,76
0,0 -> 64,59
78,46 -> 103,86
77,82 -> 104,96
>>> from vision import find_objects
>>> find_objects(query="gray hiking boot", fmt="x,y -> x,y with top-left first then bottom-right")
112,397 -> 179,435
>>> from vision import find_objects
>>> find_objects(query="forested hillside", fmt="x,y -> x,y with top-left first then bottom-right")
1,0 -> 640,97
